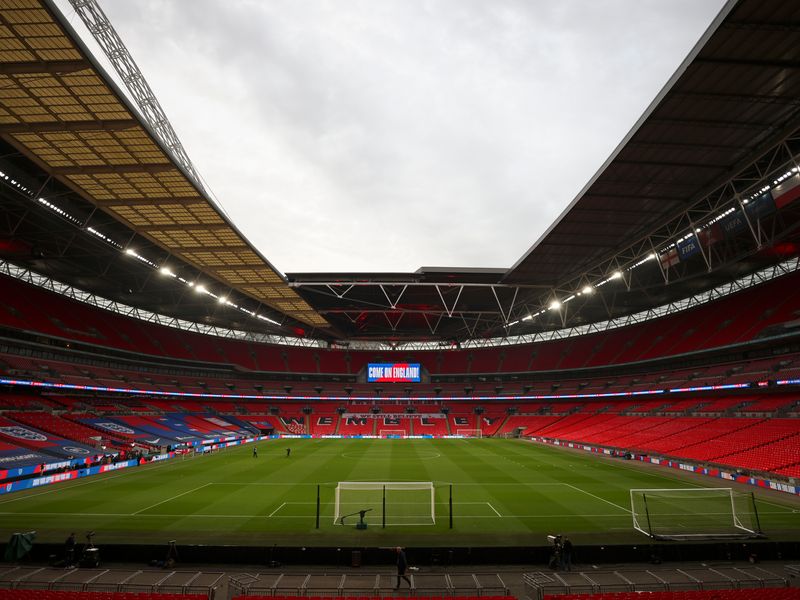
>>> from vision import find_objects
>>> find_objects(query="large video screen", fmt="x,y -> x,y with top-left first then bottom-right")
366,363 -> 421,383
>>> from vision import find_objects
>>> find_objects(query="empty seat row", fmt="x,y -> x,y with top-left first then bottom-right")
0,591 -> 208,600
234,596 -> 516,600
545,587 -> 800,600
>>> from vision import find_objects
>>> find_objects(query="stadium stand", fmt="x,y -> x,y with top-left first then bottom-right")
0,594 -> 208,600
523,566 -> 792,598
0,566 -> 225,597
542,592 -> 800,600
3,269 -> 800,377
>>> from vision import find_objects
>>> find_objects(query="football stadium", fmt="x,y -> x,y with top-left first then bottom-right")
1,0 -> 800,598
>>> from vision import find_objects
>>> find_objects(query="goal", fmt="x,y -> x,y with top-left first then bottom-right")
379,430 -> 406,438
456,429 -> 482,438
630,487 -> 762,540
333,481 -> 435,526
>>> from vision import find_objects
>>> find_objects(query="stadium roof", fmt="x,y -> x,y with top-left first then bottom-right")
0,0 -> 328,333
0,0 -> 799,343
505,0 -> 800,287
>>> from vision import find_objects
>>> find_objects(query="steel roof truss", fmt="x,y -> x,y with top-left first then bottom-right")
420,312 -> 444,336
547,128 -> 800,313
491,286 -> 519,325
435,285 -> 463,318
325,284 -> 354,299
379,284 -> 408,309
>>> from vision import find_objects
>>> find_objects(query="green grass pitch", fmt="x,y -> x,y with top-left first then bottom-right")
0,438 -> 798,547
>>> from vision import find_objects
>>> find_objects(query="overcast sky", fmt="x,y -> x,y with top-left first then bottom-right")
55,0 -> 727,274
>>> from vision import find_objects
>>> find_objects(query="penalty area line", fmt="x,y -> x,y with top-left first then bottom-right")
564,483 -> 631,513
133,482 -> 211,515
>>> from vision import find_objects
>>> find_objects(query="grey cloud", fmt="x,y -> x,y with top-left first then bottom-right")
59,0 -> 727,272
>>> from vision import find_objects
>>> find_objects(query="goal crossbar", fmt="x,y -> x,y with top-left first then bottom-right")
379,430 -> 406,437
334,481 -> 435,526
456,429 -> 482,438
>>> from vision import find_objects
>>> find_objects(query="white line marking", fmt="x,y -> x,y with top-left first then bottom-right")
564,483 -> 631,513
268,502 -> 286,517
0,459 -> 189,506
754,498 -> 799,511
0,511 -> 636,519
133,483 -> 211,515
486,502 -> 502,517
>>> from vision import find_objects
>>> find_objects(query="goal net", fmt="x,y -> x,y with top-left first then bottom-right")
630,488 -> 761,540
379,430 -> 406,438
456,429 -> 482,438
334,481 -> 435,526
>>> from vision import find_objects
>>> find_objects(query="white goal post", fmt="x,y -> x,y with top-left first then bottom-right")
456,429 -> 482,438
379,429 -> 406,438
334,481 -> 435,526
630,487 -> 762,540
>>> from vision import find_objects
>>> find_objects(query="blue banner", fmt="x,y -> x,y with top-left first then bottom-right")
720,209 -> 747,237
677,236 -> 701,261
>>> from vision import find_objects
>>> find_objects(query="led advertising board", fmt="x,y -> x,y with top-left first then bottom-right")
367,363 -> 421,383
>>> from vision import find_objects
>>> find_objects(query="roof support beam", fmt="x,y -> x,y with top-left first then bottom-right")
648,117 -> 772,130
0,119 -> 139,134
0,59 -> 91,74
97,196 -> 207,207
52,163 -> 174,175
168,243 -> 249,252
199,263 -> 275,272
693,57 -> 800,69
137,223 -> 230,232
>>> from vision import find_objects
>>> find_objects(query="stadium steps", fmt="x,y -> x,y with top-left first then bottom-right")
0,566 -> 225,597
229,571 -> 511,597
493,413 -> 512,437
524,565 -> 790,599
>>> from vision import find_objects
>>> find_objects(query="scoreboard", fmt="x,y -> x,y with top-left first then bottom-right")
366,363 -> 421,383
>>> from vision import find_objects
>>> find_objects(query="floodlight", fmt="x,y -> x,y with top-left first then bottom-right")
125,248 -> 136,256
218,296 -> 227,304
549,300 -> 561,310
610,271 -> 622,280
582,285 -> 593,294
160,266 -> 174,277
195,284 -> 206,294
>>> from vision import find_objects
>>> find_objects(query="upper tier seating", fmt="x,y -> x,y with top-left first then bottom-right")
3,269 -> 800,376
